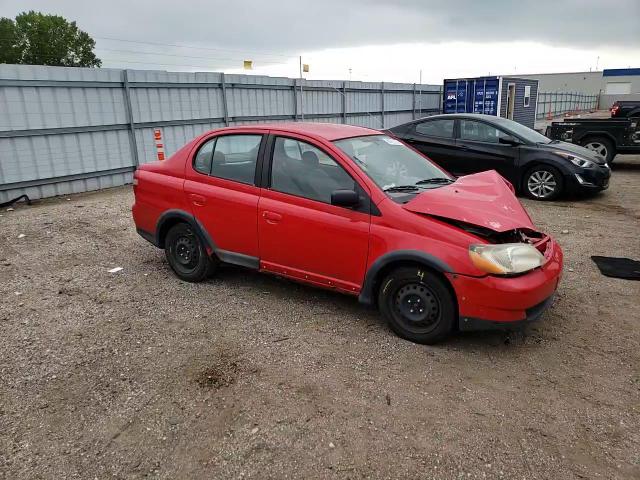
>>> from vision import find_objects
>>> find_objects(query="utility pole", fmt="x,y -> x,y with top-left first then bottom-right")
419,69 -> 423,116
299,55 -> 304,121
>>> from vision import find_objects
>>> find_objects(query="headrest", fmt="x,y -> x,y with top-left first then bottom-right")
302,150 -> 319,167
212,151 -> 226,165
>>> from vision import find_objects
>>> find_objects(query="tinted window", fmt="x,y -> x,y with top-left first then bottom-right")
459,120 -> 509,144
415,119 -> 454,138
194,138 -> 215,174
271,137 -> 356,204
488,116 -> 551,144
210,135 -> 262,184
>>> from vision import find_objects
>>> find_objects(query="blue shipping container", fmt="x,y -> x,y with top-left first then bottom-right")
442,76 -> 539,129
444,77 -> 499,115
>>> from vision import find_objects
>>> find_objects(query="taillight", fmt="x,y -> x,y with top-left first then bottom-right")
611,104 -> 619,116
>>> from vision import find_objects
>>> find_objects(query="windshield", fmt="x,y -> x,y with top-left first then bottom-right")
490,116 -> 552,144
333,135 -> 452,193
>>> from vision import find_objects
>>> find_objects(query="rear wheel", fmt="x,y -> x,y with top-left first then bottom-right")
581,136 -> 615,164
377,267 -> 455,344
523,165 -> 563,200
164,223 -> 217,282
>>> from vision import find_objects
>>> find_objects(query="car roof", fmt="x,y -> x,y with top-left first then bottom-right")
215,122 -> 381,141
412,113 -> 501,122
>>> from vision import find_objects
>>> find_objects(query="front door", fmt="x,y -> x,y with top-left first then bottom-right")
506,83 -> 516,120
257,135 -> 371,293
454,119 -> 519,181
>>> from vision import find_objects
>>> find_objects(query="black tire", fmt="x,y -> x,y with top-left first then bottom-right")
580,136 -> 615,164
164,223 -> 217,282
377,266 -> 455,344
523,165 -> 563,201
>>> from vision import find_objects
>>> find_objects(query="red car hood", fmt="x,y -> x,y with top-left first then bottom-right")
403,170 -> 534,232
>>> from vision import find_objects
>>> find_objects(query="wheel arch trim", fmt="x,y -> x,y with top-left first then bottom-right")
155,209 -> 216,251
575,131 -> 616,146
358,250 -> 453,305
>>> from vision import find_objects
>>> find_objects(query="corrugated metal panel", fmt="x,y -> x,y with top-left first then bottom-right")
0,130 -> 131,183
135,122 -> 224,164
131,86 -> 225,123
0,85 -> 127,130
383,112 -> 415,128
345,114 -> 384,129
0,65 -> 442,201
0,170 -> 132,203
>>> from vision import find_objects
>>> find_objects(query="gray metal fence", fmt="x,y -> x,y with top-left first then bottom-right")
0,65 -> 441,202
535,91 -> 598,120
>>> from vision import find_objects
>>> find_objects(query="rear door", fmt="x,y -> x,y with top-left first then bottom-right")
401,118 -> 459,171
454,119 -> 520,180
184,132 -> 265,260
257,134 -> 371,293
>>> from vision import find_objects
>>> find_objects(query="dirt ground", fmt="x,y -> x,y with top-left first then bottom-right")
1,156 -> 639,480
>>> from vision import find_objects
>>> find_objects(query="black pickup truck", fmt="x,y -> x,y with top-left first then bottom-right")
546,117 -> 640,163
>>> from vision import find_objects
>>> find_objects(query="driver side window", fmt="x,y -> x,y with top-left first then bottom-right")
270,137 -> 356,204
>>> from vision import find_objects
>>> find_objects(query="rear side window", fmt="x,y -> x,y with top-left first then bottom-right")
194,138 -> 215,174
459,120 -> 508,144
415,119 -> 454,138
193,134 -> 262,184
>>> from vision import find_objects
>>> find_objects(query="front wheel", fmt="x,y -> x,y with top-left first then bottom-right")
377,267 -> 456,344
523,165 -> 563,201
165,223 -> 217,282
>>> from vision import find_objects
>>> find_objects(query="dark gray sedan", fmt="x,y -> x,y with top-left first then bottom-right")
387,114 -> 611,200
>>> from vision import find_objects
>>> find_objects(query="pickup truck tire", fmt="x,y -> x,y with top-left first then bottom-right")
523,165 -> 563,201
581,136 -> 615,164
165,223 -> 217,282
377,266 -> 455,344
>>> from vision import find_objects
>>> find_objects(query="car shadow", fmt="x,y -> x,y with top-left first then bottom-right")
207,263 -> 546,351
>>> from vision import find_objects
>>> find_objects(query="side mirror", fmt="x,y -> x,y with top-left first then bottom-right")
499,136 -> 522,146
331,189 -> 360,207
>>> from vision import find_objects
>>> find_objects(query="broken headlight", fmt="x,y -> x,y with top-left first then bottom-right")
469,243 -> 545,275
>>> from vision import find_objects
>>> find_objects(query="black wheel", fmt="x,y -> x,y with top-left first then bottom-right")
581,136 -> 615,164
523,165 -> 563,201
377,267 -> 455,344
164,223 -> 217,282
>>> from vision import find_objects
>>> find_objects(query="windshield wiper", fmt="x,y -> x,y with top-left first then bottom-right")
415,177 -> 455,185
383,185 -> 420,193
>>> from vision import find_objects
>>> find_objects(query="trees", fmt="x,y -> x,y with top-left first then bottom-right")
0,11 -> 101,67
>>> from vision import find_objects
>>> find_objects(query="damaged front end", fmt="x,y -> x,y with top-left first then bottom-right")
433,215 -> 553,276
433,216 -> 550,252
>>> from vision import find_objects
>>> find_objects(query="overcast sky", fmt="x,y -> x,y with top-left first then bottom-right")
1,0 -> 639,83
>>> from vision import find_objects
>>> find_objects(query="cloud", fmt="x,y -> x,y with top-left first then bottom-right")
2,0 -> 638,55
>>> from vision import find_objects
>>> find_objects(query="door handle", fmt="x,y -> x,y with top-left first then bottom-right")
458,145 -> 469,151
189,193 -> 206,206
262,211 -> 282,223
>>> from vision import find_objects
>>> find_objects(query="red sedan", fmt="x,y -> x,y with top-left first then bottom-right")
132,122 -> 563,344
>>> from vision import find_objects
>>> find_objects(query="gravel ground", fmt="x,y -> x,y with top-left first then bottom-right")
1,155 -> 639,480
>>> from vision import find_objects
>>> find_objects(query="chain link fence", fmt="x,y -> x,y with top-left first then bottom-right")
536,92 -> 598,120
